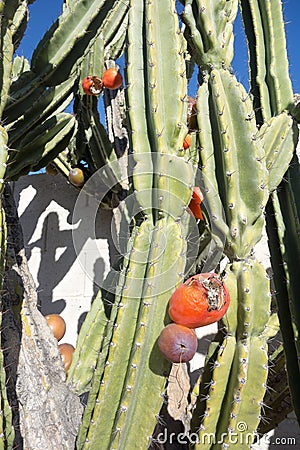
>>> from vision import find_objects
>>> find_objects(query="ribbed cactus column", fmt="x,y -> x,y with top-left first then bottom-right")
0,127 -> 13,449
0,1 -> 135,447
71,1 -> 198,448
240,0 -> 300,426
182,1 -> 298,447
196,68 -> 267,259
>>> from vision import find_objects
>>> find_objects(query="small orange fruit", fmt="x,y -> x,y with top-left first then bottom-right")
102,68 -> 123,90
81,76 -> 103,95
183,134 -> 192,150
68,167 -> 84,187
58,343 -> 75,373
45,314 -> 66,341
188,187 -> 204,221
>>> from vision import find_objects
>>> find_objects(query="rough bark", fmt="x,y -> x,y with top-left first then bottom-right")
2,184 -> 82,450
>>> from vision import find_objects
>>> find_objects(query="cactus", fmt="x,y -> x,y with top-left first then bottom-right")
239,0 -> 300,429
0,1 -> 25,444
0,0 -> 298,448
0,1 -> 130,448
3,0 -> 129,182
0,129 -> 14,449
180,0 -> 298,447
69,2 -> 199,447
66,1 -> 298,448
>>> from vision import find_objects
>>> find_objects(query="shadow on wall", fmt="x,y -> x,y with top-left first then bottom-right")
77,257 -> 107,335
11,173 -> 119,326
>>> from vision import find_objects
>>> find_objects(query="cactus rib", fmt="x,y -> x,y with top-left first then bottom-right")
239,0 -> 293,119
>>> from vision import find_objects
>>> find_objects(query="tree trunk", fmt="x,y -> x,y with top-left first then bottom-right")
2,183 -> 82,450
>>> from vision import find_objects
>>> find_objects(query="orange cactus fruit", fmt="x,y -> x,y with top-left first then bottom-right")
82,76 -> 103,95
188,187 -> 204,221
102,68 -> 123,90
183,133 -> 192,150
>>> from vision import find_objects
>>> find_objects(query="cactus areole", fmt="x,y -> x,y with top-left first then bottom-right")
169,273 -> 230,328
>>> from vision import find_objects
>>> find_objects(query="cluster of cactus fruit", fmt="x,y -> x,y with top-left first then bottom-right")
158,273 -> 230,363
82,68 -> 123,95
45,314 -> 75,372
0,0 -> 299,449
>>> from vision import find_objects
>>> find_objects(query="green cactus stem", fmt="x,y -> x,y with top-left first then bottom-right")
258,345 -> 293,435
10,55 -> 30,81
196,69 -> 267,259
2,0 -> 130,181
265,181 -> 300,424
104,11 -> 128,61
72,1 -> 198,448
77,216 -> 190,450
6,112 -> 77,180
182,0 -> 238,70
239,0 -> 300,426
68,283 -> 120,397
260,112 -> 298,193
73,95 -> 122,186
1,184 -> 83,450
239,0 -> 294,120
0,127 -> 13,448
182,0 -> 299,445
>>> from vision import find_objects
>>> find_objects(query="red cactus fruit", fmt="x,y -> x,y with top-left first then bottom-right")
158,323 -> 198,363
169,273 -> 230,328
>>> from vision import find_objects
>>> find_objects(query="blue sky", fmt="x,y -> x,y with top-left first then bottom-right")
17,0 -> 300,95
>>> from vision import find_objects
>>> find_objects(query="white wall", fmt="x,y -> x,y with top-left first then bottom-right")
11,173 -> 119,347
